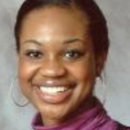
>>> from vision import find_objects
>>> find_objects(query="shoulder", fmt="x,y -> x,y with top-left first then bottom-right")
116,122 -> 130,130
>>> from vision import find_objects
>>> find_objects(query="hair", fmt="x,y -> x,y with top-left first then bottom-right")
14,0 -> 109,58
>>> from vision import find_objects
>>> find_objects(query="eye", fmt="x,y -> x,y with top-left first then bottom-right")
64,50 -> 84,60
25,50 -> 43,59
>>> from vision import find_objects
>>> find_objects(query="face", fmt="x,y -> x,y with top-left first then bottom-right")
18,7 -> 98,125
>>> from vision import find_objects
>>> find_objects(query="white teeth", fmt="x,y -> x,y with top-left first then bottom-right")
40,86 -> 68,94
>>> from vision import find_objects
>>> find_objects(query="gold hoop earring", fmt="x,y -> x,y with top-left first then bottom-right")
10,76 -> 29,107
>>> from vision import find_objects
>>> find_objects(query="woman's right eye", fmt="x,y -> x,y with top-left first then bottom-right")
25,50 -> 43,59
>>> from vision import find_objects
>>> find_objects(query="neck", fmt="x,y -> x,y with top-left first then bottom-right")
41,96 -> 96,126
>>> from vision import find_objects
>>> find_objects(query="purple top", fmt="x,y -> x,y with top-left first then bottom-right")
32,98 -> 130,130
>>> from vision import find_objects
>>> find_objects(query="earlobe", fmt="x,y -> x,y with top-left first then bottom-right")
96,52 -> 107,77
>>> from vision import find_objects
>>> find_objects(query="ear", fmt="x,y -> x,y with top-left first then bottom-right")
95,51 -> 108,77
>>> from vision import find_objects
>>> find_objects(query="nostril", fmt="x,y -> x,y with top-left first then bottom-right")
39,60 -> 66,77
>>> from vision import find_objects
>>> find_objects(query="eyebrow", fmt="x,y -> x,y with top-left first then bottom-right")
63,38 -> 84,44
23,38 -> 83,45
23,40 -> 42,46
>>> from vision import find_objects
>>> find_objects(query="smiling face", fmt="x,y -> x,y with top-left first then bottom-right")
18,6 -> 98,125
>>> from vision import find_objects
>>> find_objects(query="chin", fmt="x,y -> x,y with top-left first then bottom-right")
38,102 -> 74,125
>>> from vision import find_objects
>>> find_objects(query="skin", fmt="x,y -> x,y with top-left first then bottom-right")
18,6 -> 105,126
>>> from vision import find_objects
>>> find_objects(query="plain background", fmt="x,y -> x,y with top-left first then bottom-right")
0,0 -> 130,129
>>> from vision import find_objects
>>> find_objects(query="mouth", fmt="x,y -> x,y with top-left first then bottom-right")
40,86 -> 69,94
34,83 -> 75,104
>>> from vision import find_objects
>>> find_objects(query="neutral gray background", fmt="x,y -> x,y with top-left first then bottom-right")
0,0 -> 130,130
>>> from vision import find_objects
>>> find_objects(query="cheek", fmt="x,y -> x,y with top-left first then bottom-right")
67,58 -> 96,82
18,60 -> 39,88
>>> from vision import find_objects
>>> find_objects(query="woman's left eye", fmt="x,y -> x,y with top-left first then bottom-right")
64,50 -> 84,60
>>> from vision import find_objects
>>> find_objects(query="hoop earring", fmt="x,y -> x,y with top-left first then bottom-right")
10,76 -> 29,107
94,70 -> 107,105
100,70 -> 107,105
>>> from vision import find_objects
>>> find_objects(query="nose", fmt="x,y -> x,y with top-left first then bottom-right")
39,58 -> 66,78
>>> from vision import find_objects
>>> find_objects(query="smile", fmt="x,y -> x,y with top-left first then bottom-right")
34,84 -> 74,104
40,86 -> 69,94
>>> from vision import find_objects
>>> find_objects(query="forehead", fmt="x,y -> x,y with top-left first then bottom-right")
24,6 -> 89,23
20,6 -> 91,44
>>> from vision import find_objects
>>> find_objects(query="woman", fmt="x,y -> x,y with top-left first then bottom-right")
14,0 -> 130,129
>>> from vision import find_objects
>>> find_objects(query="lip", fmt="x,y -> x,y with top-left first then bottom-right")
33,80 -> 75,104
33,79 -> 75,89
39,80 -> 74,87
